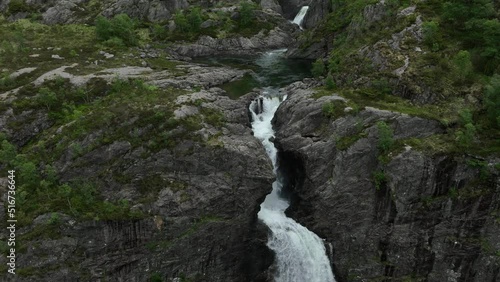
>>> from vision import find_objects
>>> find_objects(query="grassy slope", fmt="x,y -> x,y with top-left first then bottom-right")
308,0 -> 500,157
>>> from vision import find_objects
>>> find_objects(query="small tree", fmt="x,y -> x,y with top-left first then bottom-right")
377,121 -> 394,153
456,123 -> 476,148
239,1 -> 256,28
325,75 -> 335,90
311,59 -> 326,77
174,11 -> 190,33
187,7 -> 203,33
95,14 -> 137,46
37,87 -> 58,111
458,108 -> 473,126
422,21 -> 439,47
484,75 -> 500,128
452,50 -> 473,81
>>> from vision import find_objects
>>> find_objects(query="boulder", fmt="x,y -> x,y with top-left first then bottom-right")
260,0 -> 282,14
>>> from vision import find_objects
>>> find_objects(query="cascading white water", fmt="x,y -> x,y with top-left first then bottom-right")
292,6 -> 309,28
250,92 -> 335,282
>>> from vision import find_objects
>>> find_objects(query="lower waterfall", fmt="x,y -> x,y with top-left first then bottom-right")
250,91 -> 335,282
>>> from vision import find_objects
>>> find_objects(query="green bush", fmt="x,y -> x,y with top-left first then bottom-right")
174,11 -> 190,33
422,20 -> 440,47
372,78 -> 391,96
376,121 -> 394,153
452,50 -> 473,81
37,87 -> 58,111
8,0 -> 30,14
187,7 -> 203,32
239,1 -> 257,28
458,108 -> 473,125
311,59 -> 326,77
95,14 -> 138,47
484,75 -> 500,128
456,123 -> 476,148
325,75 -> 336,90
151,23 -> 168,41
150,273 -> 163,282
373,170 -> 387,190
103,37 -> 125,48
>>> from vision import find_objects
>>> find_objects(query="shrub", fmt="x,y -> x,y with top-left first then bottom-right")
452,50 -> 473,81
8,0 -> 30,14
95,14 -> 137,47
187,7 -> 203,32
239,1 -> 256,28
48,213 -> 60,225
484,75 -> 500,128
456,123 -> 476,147
151,23 -> 168,41
150,273 -> 163,282
103,37 -> 125,48
0,140 -> 16,164
174,11 -> 190,33
311,59 -> 326,77
373,170 -> 387,190
376,121 -> 394,153
325,75 -> 336,90
458,108 -> 473,125
422,20 -> 440,47
372,78 -> 391,96
37,87 -> 58,111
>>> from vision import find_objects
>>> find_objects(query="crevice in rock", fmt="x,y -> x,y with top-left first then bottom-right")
241,192 -> 276,282
273,144 -> 341,279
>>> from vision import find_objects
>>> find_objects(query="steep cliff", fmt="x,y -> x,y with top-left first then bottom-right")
272,81 -> 500,282
0,13 -> 280,279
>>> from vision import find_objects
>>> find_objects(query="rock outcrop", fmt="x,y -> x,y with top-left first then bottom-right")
0,61 -> 276,281
171,26 -> 295,57
277,0 -> 309,20
260,0 -> 282,14
303,0 -> 331,29
1,0 -> 189,24
271,81 -> 500,282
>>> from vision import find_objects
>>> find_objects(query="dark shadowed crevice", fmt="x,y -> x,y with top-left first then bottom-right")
240,192 -> 276,282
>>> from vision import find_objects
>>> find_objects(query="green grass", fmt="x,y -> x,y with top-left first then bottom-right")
336,131 -> 368,150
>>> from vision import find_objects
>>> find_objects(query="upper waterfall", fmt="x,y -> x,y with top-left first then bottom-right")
292,6 -> 309,28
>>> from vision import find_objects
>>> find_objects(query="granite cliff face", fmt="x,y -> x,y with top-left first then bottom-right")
272,82 -> 500,282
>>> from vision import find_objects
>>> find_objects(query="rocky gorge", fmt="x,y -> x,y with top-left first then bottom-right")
0,0 -> 499,282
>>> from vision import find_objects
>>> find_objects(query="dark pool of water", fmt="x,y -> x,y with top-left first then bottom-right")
193,50 -> 312,98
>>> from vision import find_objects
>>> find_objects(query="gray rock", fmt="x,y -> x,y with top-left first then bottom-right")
271,81 -> 500,282
42,0 -> 83,25
9,67 -> 37,79
200,19 -> 216,29
303,0 -> 331,29
260,0 -> 282,14
278,0 -> 310,20
103,0 -> 188,22
174,105 -> 199,119
172,27 -> 294,57
398,5 -> 416,17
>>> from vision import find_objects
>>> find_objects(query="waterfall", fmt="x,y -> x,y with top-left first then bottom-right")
292,6 -> 309,28
250,92 -> 335,282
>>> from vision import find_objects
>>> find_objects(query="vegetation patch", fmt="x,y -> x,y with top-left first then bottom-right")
322,100 -> 347,119
336,131 -> 368,150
